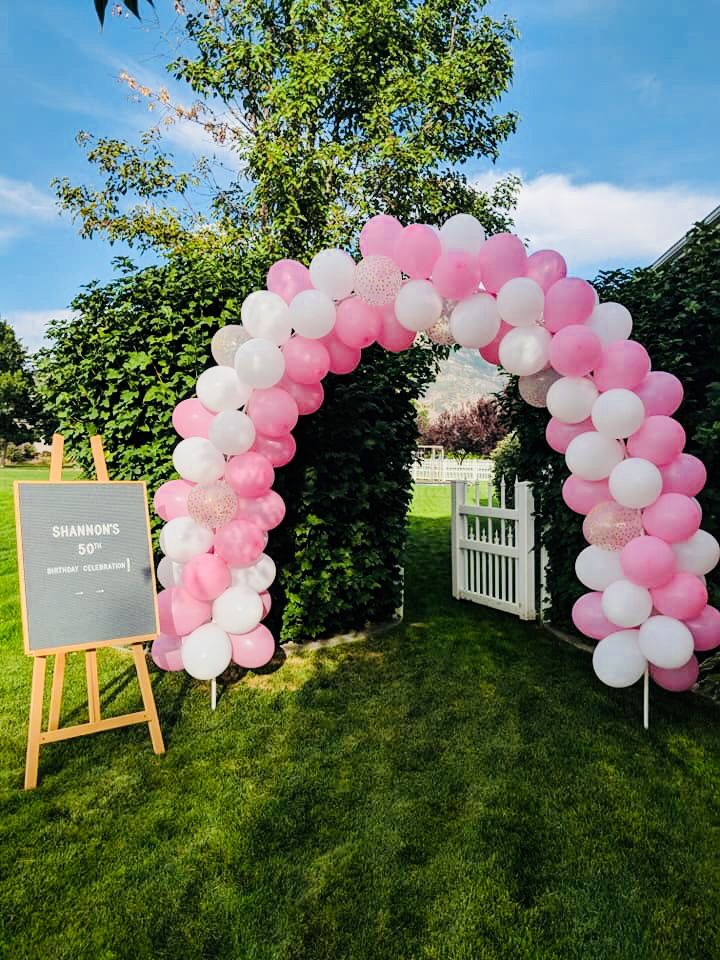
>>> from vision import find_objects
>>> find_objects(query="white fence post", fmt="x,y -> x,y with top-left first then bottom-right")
450,480 -> 464,599
515,481 -> 536,620
539,545 -> 550,622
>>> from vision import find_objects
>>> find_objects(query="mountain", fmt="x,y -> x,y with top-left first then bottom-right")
422,348 -> 506,415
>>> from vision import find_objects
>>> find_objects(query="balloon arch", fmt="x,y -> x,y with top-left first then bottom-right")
151,213 -> 720,700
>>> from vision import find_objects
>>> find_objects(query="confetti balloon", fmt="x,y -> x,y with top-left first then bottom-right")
582,501 -> 644,551
426,316 -> 456,346
210,324 -> 251,367
353,255 -> 403,306
518,369 -> 562,408
187,480 -> 238,529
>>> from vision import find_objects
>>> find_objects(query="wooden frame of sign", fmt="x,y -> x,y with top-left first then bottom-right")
14,434 -> 164,789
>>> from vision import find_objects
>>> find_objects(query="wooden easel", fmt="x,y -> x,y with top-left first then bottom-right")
22,434 -> 165,789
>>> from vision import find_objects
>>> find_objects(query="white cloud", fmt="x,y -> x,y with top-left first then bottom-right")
4,309 -> 77,353
474,171 -> 718,273
0,176 -> 56,222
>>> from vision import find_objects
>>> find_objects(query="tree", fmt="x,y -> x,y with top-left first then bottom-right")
423,396 -> 507,463
0,321 -> 42,467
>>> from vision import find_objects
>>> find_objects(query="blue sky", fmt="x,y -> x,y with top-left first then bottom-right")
2,0 -> 719,350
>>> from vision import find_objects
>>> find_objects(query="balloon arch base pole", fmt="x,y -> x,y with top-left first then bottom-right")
211,678 -> 217,712
643,667 -> 649,730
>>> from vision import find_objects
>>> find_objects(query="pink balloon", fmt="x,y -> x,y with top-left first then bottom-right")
252,431 -> 296,467
660,453 -> 707,497
359,214 -> 404,258
572,592 -> 616,640
172,398 -> 215,439
279,375 -> 324,415
543,277 -> 596,333
282,336 -> 330,384
213,518 -> 265,568
260,590 -> 272,619
475,233 -> 527,294
583,502 -> 643,550
478,319 -> 511,365
225,451 -> 274,498
181,553 -> 231,602
593,340 -> 651,392
545,417 -> 593,455
158,586 -> 211,638
431,250 -> 480,300
266,258 -> 313,303
684,604 -> 720,651
634,371 -> 683,417
651,572 -> 708,621
230,623 -> 276,669
320,332 -> 362,374
376,304 -> 416,352
650,656 -> 699,692
620,536 -> 676,588
154,479 -> 194,521
236,490 -> 286,531
627,416 -> 685,466
549,325 -> 602,377
642,493 -> 701,543
525,249 -> 567,292
392,224 -> 441,279
247,387 -> 299,437
334,297 -> 381,349
562,475 -> 610,515
151,633 -> 184,672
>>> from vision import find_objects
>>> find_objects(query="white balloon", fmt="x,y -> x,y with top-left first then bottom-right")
240,290 -> 292,345
234,338 -> 285,389
591,388 -> 645,438
208,409 -> 256,456
565,431 -> 624,482
672,529 -> 720,576
575,545 -> 623,591
592,630 -> 647,688
181,623 -> 232,680
449,293 -> 500,348
438,213 -> 486,254
288,289 -> 336,339
159,516 -> 213,563
602,579 -> 652,628
196,366 -> 251,412
157,556 -> 184,589
496,277 -> 544,327
638,615 -> 694,669
211,324 -> 251,366
608,458 -> 663,509
309,249 -> 355,300
498,326 -> 552,376
230,553 -> 276,592
173,437 -> 226,484
586,302 -> 632,344
212,586 -> 264,634
395,279 -> 443,332
546,377 -> 598,424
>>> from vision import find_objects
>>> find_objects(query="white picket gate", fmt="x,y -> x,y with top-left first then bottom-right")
450,478 -> 538,620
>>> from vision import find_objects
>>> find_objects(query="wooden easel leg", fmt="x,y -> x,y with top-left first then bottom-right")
85,650 -> 101,724
25,657 -> 47,790
48,653 -> 65,731
132,644 -> 165,755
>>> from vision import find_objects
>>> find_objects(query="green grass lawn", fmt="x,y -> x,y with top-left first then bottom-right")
1,467 -> 719,959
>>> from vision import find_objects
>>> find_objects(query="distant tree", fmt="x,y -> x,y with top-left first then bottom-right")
425,396 -> 506,463
0,321 -> 42,467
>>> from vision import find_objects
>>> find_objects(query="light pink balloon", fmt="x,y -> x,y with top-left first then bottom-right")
260,591 -> 272,619
181,553 -> 231,602
279,375 -> 324,415
359,214 -> 403,258
282,336 -> 330,384
158,586 -> 211,638
650,656 -> 699,692
562,475 -> 610,515
642,493 -> 701,543
376,304 -> 417,352
627,416 -> 685,465
684,604 -> 720,651
431,250 -> 480,300
583,502 -> 643,550
549,325 -> 602,377
392,224 -> 441,279
266,259 -> 313,303
475,233 -> 527,294
620,536 -> 676,588
213,518 -> 265,567
660,453 -> 707,497
334,297 -> 382,349
225,451 -> 275,498
151,633 -> 184,672
230,623 -> 276,669
572,591 -> 616,640
593,340 -> 651,392
634,371 -> 683,417
478,319 -> 511,365
172,398 -> 215,439
525,249 -> 567,292
320,332 -> 362,374
252,431 -> 296,467
187,480 -> 237,529
236,490 -> 286,531
651,572 -> 708,621
154,479 -> 194,521
545,417 -> 593,454
543,277 -> 595,333
247,387 -> 299,437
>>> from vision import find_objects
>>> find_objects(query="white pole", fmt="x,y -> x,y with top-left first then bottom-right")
211,677 -> 217,711
643,667 -> 649,730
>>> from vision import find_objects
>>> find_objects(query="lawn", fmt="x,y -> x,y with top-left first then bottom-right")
1,467 -> 719,960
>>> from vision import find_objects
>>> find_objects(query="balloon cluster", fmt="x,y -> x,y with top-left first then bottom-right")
151,211 -> 719,695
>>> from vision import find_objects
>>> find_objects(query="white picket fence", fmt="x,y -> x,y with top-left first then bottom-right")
412,458 -> 495,484
450,478 -> 540,620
